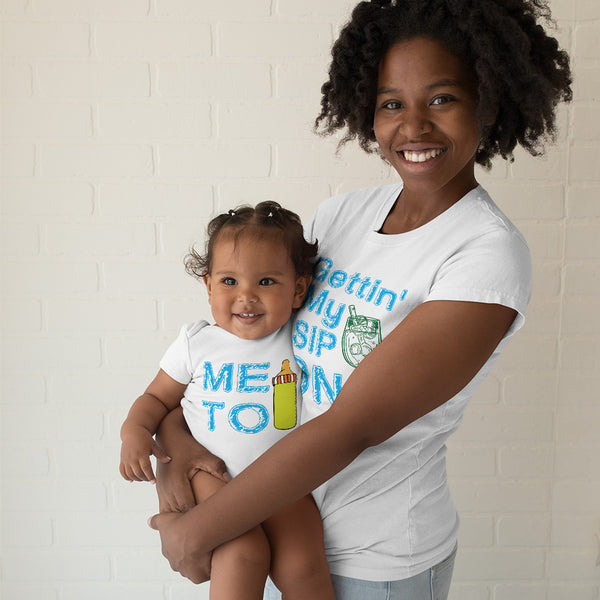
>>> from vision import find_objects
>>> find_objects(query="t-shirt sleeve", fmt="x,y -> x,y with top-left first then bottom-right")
304,191 -> 347,247
159,321 -> 209,385
426,228 -> 532,338
304,200 -> 326,246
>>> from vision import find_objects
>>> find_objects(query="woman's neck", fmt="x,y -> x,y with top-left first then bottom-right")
380,180 -> 478,235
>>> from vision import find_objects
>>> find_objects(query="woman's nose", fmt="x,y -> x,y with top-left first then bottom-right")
400,107 -> 432,138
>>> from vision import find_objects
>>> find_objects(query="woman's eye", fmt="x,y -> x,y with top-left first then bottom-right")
259,278 -> 275,286
431,95 -> 453,106
382,100 -> 402,110
222,277 -> 237,286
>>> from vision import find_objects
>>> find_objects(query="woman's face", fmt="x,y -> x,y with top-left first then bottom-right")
373,36 -> 481,205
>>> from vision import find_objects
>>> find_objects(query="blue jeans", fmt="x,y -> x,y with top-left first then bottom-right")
263,545 -> 456,600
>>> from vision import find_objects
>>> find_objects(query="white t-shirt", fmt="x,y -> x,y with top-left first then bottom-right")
293,183 -> 532,580
160,320 -> 301,478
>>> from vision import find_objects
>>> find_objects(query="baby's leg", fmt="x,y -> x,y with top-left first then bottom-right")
262,495 -> 335,600
191,471 -> 270,600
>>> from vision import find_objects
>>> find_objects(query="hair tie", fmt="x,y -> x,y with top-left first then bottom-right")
228,209 -> 236,217
267,211 -> 273,218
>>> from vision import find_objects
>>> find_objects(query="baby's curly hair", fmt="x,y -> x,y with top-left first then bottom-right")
185,201 -> 318,280
315,0 -> 572,168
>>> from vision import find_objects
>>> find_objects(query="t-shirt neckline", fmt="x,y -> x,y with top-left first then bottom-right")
371,184 -> 483,242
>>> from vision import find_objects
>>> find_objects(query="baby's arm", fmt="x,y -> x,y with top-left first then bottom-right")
120,369 -> 187,484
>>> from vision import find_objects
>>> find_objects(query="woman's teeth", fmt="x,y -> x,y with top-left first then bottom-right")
402,148 -> 444,163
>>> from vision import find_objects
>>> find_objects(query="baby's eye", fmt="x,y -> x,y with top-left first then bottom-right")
222,277 -> 237,286
259,278 -> 275,286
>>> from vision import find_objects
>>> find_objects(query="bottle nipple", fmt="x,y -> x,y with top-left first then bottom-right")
273,359 -> 297,385
278,359 -> 293,377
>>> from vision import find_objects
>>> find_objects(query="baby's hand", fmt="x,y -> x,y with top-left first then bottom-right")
120,425 -> 171,484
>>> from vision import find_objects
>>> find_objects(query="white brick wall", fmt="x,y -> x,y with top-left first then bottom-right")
1,0 -> 598,598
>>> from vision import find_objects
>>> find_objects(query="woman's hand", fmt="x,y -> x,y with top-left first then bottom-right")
148,511 -> 212,584
155,444 -> 230,513
151,407 -> 227,581
155,407 -> 230,513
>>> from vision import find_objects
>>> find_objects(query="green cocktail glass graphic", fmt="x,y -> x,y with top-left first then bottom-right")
341,305 -> 382,368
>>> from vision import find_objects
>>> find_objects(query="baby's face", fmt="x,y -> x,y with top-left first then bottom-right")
204,233 -> 309,340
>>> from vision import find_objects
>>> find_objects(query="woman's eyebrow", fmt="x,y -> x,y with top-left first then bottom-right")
427,78 -> 461,89
377,79 -> 462,95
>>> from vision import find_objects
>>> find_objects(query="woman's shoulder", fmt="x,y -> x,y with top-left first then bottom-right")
468,187 -> 530,253
319,182 -> 403,214
310,183 -> 403,236
433,187 -> 532,296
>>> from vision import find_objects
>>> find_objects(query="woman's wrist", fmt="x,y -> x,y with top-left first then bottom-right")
157,408 -> 229,481
182,509 -> 208,558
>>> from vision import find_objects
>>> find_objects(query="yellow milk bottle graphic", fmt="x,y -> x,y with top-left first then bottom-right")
272,359 -> 297,430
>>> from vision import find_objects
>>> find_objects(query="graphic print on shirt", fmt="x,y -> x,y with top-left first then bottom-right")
341,305 -> 382,367
272,359 -> 297,429
294,256 -> 408,406
200,358 -> 298,434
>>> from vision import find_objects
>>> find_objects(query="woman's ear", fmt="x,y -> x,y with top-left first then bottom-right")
292,275 -> 311,309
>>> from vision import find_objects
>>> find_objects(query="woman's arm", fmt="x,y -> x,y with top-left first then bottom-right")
150,300 -> 516,583
155,406 -> 230,513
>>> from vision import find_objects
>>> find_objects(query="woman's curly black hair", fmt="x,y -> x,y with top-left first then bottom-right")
315,0 -> 572,168
185,201 -> 318,280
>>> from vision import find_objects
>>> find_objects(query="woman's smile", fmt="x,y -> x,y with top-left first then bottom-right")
400,147 -> 447,163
